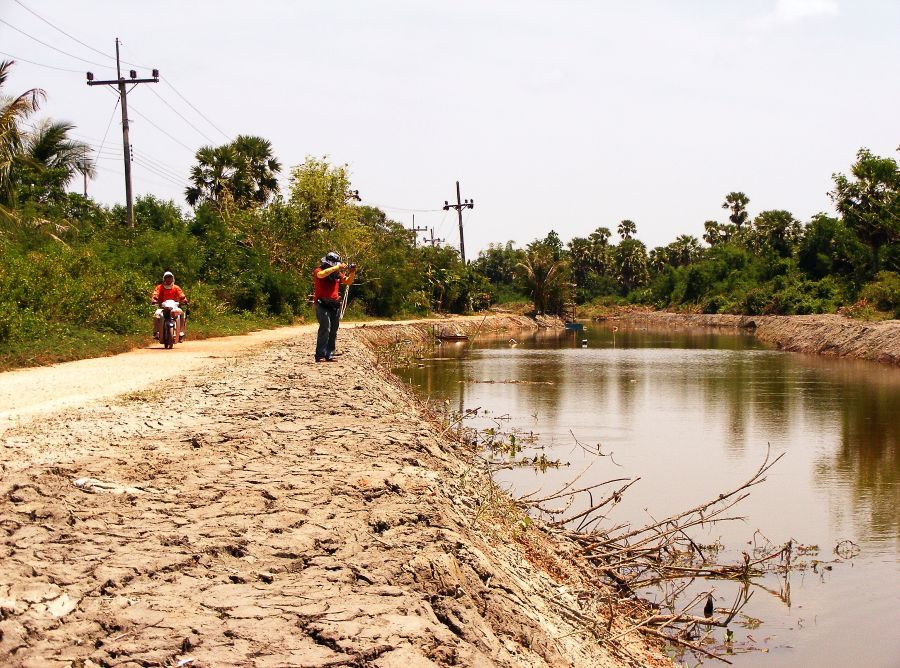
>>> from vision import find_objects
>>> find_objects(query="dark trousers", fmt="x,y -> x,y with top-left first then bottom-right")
315,301 -> 340,360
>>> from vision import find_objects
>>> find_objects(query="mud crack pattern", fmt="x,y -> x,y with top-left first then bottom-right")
0,332 -> 669,668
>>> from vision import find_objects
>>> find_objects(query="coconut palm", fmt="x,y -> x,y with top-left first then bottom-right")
0,60 -> 45,208
21,118 -> 94,182
516,244 -> 568,314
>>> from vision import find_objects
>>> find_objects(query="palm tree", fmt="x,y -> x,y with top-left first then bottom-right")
615,238 -> 649,293
231,135 -> 281,206
671,234 -> 701,266
0,60 -> 45,208
649,247 -> 668,273
722,192 -> 750,229
21,118 -> 94,182
186,136 -> 281,209
617,219 -> 637,240
186,144 -> 237,207
516,245 -> 568,314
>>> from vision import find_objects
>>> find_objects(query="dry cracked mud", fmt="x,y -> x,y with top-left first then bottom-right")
0,328 -> 670,668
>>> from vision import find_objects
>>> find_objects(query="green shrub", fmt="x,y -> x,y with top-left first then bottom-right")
861,271 -> 900,317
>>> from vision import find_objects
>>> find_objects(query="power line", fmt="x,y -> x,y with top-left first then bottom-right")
10,1 -> 155,71
146,85 -> 217,144
368,202 -> 444,213
96,97 -> 121,161
161,78 -> 230,141
127,103 -> 196,153
9,2 -> 230,144
0,18 -> 112,69
133,151 -> 186,181
0,49 -> 83,73
95,163 -> 183,192
11,0 -> 119,61
132,157 -> 187,187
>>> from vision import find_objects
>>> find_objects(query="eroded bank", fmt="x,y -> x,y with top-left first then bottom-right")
0,319 -> 670,667
600,312 -> 900,366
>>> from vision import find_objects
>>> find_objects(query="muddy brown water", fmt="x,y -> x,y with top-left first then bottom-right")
398,323 -> 900,668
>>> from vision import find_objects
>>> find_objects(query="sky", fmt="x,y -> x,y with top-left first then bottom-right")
1,0 -> 898,255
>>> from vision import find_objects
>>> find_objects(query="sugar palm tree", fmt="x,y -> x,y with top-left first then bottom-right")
186,144 -> 237,207
231,134 -> 280,206
722,192 -> 750,229
186,136 -> 281,209
617,219 -> 637,240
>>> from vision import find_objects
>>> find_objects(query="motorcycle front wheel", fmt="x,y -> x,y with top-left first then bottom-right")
163,323 -> 175,349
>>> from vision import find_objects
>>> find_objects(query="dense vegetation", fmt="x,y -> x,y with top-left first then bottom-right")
476,151 -> 899,319
0,61 -> 897,368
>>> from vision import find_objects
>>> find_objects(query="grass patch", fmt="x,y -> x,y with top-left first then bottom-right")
0,312 -> 305,372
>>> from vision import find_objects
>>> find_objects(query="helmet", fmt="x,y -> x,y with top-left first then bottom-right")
163,271 -> 174,286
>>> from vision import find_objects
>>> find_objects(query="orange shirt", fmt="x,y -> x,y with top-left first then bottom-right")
151,284 -> 187,304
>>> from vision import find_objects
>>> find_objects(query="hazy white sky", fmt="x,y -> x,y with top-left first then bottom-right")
2,0 -> 898,254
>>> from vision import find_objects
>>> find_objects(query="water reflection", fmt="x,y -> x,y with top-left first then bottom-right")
398,323 -> 900,667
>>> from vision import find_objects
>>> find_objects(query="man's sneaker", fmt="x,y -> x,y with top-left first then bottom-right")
179,334 -> 185,342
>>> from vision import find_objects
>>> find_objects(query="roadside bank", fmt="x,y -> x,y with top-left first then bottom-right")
0,314 -> 553,433
599,311 -> 900,366
0,322 -> 671,666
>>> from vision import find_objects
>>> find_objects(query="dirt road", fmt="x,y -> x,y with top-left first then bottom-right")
0,315 -> 507,434
0,319 -> 669,667
0,324 -> 316,433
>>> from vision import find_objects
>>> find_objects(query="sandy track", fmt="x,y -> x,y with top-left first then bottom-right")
0,316 -> 501,434
0,327 -> 669,667
0,324 -> 315,432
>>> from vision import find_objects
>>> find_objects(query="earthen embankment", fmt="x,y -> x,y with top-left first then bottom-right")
0,321 -> 669,667
603,312 -> 900,366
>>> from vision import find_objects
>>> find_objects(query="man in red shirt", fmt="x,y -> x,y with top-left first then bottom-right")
151,271 -> 189,342
313,252 -> 356,362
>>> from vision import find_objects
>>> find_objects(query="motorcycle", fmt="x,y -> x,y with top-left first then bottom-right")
154,299 -> 185,349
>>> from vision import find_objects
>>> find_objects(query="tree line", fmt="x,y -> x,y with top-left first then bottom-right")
477,155 -> 898,319
0,61 -> 897,365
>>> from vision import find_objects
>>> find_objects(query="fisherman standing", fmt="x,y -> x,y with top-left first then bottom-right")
312,251 -> 356,362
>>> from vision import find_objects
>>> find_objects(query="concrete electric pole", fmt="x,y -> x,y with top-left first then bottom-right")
424,228 -> 446,248
86,39 -> 159,227
442,181 -> 474,263
410,214 -> 428,248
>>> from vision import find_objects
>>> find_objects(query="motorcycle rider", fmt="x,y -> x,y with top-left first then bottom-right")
151,271 -> 189,342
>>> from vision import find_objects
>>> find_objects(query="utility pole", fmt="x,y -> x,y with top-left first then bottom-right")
424,227 -> 445,248
442,180 -> 474,263
78,147 -> 88,197
86,39 -> 159,227
410,214 -> 427,248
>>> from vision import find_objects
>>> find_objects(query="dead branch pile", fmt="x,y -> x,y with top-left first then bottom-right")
523,447 -> 791,664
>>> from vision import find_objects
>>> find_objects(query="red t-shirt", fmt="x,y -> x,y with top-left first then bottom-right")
313,269 -> 343,301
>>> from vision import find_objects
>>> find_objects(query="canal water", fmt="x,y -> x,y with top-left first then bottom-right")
397,323 -> 899,667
